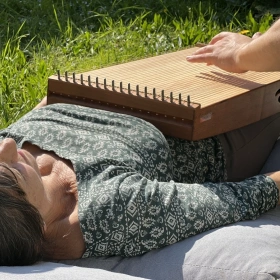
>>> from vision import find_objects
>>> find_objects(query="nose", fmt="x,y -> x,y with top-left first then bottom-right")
0,138 -> 18,164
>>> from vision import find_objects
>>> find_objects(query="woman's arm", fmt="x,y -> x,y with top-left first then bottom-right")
186,19 -> 280,73
83,168 -> 279,258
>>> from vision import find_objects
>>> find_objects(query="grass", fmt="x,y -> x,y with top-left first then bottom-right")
0,0 -> 278,128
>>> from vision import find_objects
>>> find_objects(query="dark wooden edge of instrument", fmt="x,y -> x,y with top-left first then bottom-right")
47,76 -> 280,141
48,77 -> 200,120
47,93 -> 195,140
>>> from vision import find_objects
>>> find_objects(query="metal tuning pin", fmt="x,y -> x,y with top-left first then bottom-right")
57,70 -> 61,80
128,83 -> 131,94
136,85 -> 139,96
120,82 -> 123,93
179,93 -> 182,105
80,74 -> 83,85
65,71 -> 68,82
112,80 -> 115,91
145,86 -> 148,98
153,88 -> 156,99
104,78 -> 107,89
170,92 -> 173,103
73,72 -> 76,83
96,77 -> 99,88
88,76 -> 91,86
187,95 -> 191,106
161,90 -> 164,101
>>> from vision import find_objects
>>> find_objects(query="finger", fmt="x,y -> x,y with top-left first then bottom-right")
208,32 -> 232,45
189,45 -> 215,56
252,32 -> 262,39
186,53 -> 214,64
34,96 -> 48,109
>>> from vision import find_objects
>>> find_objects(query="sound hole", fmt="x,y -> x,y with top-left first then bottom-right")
276,89 -> 280,103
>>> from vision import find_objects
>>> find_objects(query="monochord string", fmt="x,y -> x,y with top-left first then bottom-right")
56,69 -> 193,107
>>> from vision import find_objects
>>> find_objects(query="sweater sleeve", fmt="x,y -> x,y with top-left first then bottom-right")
79,166 -> 279,258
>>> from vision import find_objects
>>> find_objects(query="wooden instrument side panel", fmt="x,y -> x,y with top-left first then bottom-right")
47,78 -> 280,140
47,79 -> 197,139
192,80 -> 280,139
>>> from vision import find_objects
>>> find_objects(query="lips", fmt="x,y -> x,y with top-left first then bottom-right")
17,149 -> 27,162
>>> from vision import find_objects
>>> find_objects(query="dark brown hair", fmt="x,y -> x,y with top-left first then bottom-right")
0,168 -> 45,266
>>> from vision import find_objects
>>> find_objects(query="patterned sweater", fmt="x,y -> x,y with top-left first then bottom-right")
0,104 -> 278,257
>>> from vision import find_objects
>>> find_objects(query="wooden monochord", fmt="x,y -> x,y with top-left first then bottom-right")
47,47 -> 280,140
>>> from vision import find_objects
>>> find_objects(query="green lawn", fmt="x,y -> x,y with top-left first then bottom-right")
0,0 -> 279,128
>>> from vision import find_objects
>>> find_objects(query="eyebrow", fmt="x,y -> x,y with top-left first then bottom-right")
0,163 -> 19,183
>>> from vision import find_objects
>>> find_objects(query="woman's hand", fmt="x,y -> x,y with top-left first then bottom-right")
186,32 -> 253,73
187,19 -> 280,73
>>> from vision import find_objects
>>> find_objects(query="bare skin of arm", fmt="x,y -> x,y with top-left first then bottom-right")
186,19 -> 280,73
267,171 -> 280,205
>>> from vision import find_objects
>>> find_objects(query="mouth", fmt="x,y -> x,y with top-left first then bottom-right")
17,149 -> 27,162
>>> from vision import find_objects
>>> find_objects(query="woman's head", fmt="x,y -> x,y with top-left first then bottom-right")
0,169 -> 45,265
0,138 -> 48,213
0,136 -> 48,265
0,138 -> 80,263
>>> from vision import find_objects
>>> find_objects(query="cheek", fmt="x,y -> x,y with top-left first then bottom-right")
24,171 -> 44,206
26,186 -> 43,209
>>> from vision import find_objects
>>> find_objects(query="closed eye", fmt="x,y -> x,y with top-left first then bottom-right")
0,163 -> 27,184
0,163 -> 19,183
11,165 -> 26,183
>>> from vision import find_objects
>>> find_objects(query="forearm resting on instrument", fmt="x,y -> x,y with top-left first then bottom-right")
186,19 -> 280,73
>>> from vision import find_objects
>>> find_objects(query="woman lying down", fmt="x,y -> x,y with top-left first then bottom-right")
0,96 -> 279,266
